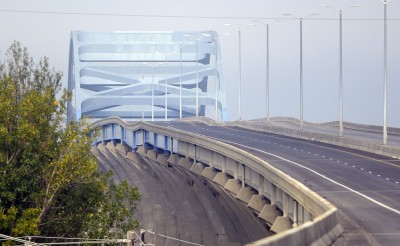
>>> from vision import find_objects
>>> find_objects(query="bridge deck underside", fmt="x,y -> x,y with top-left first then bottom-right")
92,144 -> 269,245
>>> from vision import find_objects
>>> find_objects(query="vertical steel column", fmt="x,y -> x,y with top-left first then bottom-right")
300,19 -> 304,131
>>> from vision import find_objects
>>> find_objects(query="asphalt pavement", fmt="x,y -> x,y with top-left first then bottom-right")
154,121 -> 400,246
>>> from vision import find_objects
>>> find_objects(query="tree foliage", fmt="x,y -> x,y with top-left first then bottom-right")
0,41 -> 140,244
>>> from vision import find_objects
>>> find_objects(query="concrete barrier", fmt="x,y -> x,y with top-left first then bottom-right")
225,119 -> 400,159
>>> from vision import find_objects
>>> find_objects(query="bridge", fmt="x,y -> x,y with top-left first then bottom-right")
89,116 -> 400,245
69,30 -> 400,245
67,31 -> 227,122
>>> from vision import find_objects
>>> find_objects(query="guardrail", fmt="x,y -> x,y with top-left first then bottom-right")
251,116 -> 400,136
90,117 -> 343,245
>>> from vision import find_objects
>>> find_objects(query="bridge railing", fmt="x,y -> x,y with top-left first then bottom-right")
90,117 -> 343,245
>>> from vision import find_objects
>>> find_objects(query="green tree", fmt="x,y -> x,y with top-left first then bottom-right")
0,41 -> 140,243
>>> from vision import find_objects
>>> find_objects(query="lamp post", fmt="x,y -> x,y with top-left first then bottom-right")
321,4 -> 360,138
202,33 -> 220,122
224,24 -> 255,121
158,51 -> 177,120
148,62 -> 163,121
379,0 -> 392,145
282,13 -> 319,131
184,34 -> 207,117
141,62 -> 147,120
251,19 -> 282,126
151,64 -> 156,121
169,42 -> 193,119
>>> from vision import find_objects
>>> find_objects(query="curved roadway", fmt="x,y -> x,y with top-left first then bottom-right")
154,121 -> 400,245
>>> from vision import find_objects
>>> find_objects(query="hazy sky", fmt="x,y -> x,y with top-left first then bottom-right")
0,0 -> 399,126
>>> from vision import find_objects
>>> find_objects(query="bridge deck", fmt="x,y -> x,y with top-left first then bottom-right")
153,121 -> 400,245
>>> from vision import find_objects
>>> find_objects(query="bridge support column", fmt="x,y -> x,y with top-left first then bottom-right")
116,143 -> 128,155
221,155 -> 226,172
298,203 -> 304,225
270,216 -> 292,234
133,131 -> 136,147
270,183 -> 277,205
248,195 -> 269,213
304,209 -> 311,223
178,157 -> 193,171
237,186 -> 257,204
293,200 -> 299,227
201,167 -> 218,180
233,161 -> 239,180
213,172 -> 230,187
282,192 -> 289,217
211,152 -> 216,168
242,164 -> 246,188
224,179 -> 242,195
258,174 -> 265,195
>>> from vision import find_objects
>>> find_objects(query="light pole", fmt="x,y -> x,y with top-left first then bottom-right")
321,4 -> 360,138
148,62 -> 163,121
202,33 -> 220,122
379,0 -> 392,145
283,13 -> 319,131
252,19 -> 282,126
158,51 -> 177,120
169,42 -> 193,119
224,23 -> 255,120
184,34 -> 207,117
151,64 -> 156,121
141,62 -> 147,120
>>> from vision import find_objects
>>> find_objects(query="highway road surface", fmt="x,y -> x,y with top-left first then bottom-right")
155,121 -> 400,245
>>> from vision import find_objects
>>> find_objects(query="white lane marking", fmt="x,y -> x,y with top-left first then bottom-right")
208,137 -> 400,216
369,171 -> 373,174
